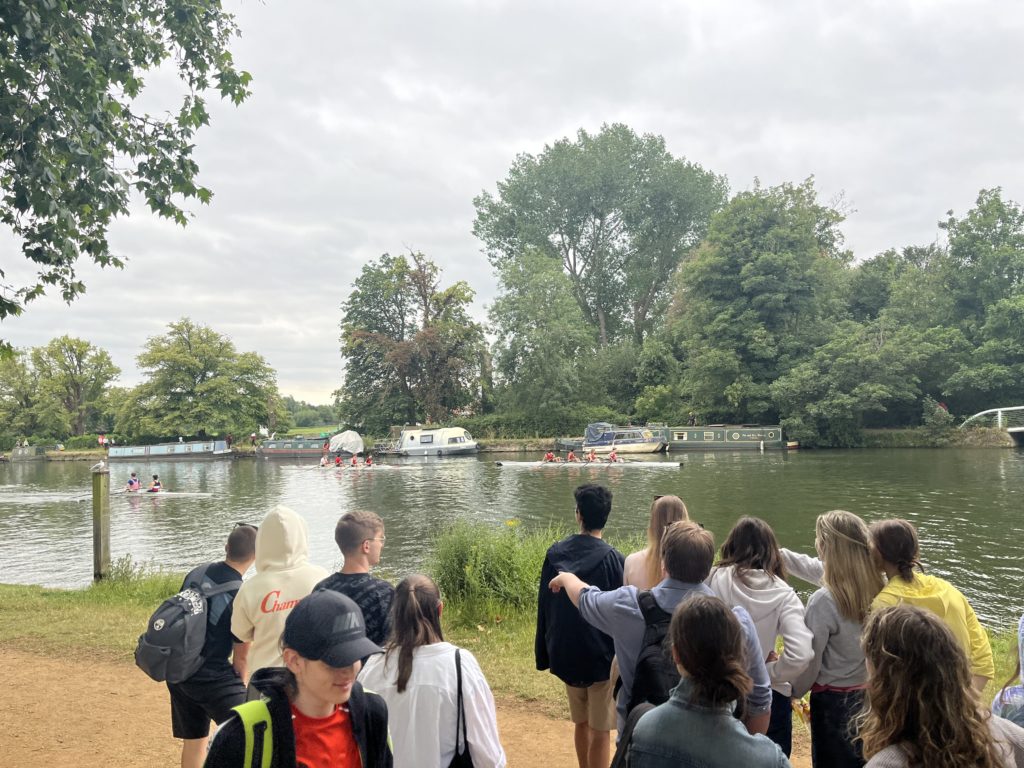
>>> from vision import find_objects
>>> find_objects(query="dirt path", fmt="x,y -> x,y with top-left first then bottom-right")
1,648 -> 810,766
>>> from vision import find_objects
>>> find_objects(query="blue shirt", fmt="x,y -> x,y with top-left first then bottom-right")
629,677 -> 791,768
578,578 -> 772,732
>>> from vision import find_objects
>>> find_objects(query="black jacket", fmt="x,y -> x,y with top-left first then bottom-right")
204,667 -> 392,768
535,534 -> 624,687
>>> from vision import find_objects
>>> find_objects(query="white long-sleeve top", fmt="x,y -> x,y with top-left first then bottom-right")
359,642 -> 507,768
708,564 -> 814,697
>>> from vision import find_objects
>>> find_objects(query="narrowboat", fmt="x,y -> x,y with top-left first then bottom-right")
107,440 -> 233,461
661,425 -> 786,451
257,430 -> 364,460
374,426 -> 478,457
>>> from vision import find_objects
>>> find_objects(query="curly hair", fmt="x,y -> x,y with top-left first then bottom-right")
858,604 -> 1003,768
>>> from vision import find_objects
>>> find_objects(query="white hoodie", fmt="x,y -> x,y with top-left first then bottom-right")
708,565 -> 813,697
231,505 -> 329,672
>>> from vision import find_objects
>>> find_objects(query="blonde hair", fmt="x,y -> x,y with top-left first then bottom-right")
859,605 -> 1003,768
816,510 -> 884,623
644,496 -> 689,586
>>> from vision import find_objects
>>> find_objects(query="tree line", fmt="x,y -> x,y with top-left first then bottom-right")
340,124 -> 1024,446
0,319 -> 299,449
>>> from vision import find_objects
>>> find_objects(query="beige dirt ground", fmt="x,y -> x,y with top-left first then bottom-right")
0,647 -> 810,767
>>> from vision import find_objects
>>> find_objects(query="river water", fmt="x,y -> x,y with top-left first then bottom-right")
1,449 -> 1021,626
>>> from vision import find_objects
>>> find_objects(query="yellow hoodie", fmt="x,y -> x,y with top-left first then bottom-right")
872,572 -> 994,680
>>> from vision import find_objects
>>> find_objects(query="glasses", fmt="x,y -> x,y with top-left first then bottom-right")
366,536 -> 386,543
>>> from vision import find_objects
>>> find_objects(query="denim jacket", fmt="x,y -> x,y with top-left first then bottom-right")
628,678 -> 791,768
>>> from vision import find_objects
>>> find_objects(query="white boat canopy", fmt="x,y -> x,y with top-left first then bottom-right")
329,430 -> 365,455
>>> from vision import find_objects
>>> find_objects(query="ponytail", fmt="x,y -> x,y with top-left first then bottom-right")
385,574 -> 444,693
869,519 -> 923,583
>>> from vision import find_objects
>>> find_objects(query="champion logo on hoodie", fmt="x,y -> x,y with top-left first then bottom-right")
260,590 -> 302,613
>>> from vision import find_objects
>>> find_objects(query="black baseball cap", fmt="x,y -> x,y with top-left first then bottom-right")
283,591 -> 382,667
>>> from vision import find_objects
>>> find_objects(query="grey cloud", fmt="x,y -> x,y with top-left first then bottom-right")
3,0 -> 1023,402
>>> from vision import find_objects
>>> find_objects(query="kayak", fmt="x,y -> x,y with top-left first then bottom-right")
495,460 -> 682,469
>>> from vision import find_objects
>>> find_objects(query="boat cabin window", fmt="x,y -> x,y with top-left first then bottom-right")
448,436 -> 465,444
420,434 -> 433,444
463,431 -> 473,440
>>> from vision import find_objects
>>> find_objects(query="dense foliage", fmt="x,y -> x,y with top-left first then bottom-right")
336,252 -> 485,435
0,0 -> 251,334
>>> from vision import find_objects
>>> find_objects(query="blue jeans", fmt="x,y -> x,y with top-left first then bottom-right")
767,690 -> 792,756
809,689 -> 865,768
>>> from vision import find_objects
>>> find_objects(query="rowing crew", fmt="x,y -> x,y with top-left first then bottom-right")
124,472 -> 167,492
319,454 -> 375,468
542,448 -> 623,463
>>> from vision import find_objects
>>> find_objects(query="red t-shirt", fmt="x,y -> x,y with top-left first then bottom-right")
291,703 -> 362,768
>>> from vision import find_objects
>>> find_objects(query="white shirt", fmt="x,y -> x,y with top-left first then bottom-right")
359,642 -> 506,768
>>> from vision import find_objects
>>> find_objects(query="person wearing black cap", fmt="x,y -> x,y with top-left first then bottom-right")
205,590 -> 393,768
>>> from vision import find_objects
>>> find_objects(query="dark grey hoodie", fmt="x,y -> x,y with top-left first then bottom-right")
535,533 -> 625,687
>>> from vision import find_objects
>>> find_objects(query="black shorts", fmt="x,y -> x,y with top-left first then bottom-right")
168,670 -> 247,739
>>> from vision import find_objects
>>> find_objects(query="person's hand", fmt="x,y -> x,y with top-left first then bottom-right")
765,650 -> 779,663
549,572 -> 569,593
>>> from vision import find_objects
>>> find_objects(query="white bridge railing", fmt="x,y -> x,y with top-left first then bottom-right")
959,406 -> 1024,430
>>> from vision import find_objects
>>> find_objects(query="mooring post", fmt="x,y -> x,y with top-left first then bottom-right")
92,461 -> 110,581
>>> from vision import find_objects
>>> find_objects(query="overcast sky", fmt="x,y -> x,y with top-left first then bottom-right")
3,0 -> 1023,403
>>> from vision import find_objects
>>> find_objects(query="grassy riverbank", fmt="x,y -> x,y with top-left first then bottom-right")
1,526 -> 1019,721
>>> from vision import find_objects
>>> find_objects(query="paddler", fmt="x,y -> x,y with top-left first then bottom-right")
319,455 -> 328,468
364,453 -> 373,467
566,449 -> 579,462
585,448 -> 598,462
335,455 -> 343,467
543,451 -> 557,463
148,474 -> 163,492
607,448 -> 619,463
125,471 -> 141,491
351,455 -> 359,467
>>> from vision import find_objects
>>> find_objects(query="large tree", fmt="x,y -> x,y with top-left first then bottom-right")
488,249 -> 595,412
0,348 -> 38,437
0,0 -> 251,329
118,318 -> 284,438
31,335 -> 119,436
338,253 -> 484,433
664,179 -> 850,423
474,123 -> 727,346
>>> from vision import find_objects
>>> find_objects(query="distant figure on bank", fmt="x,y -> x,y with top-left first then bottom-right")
206,590 -> 392,768
869,518 -> 994,690
126,472 -> 141,491
167,523 -> 256,768
536,484 -> 625,768
785,510 -> 884,768
360,574 -> 506,767
859,604 -> 1024,768
549,520 -> 772,736
315,510 -> 395,646
231,505 -> 328,674
626,594 -> 791,768
993,613 -> 1024,727
623,495 -> 689,590
708,516 -> 813,756
149,474 -> 162,491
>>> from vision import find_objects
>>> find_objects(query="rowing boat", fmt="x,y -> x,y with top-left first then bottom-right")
495,460 -> 682,469
117,490 -> 213,498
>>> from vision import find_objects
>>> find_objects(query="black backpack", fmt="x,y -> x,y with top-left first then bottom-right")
627,590 -> 678,711
134,565 -> 241,684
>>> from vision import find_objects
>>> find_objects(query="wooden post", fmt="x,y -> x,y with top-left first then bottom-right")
92,462 -> 110,581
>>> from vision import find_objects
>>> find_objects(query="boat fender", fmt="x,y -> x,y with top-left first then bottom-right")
437,449 -> 442,456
